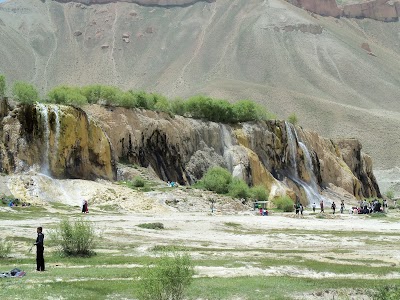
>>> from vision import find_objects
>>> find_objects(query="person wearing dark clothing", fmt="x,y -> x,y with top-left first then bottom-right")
340,201 -> 345,214
35,227 -> 45,271
331,202 -> 336,214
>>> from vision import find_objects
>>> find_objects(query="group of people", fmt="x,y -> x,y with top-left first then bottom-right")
350,199 -> 387,214
294,202 -> 304,216
167,181 -> 178,187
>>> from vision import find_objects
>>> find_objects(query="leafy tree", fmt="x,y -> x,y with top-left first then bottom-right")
233,100 -> 258,122
288,113 -> 298,125
228,178 -> 250,199
47,85 -> 87,106
202,166 -> 232,194
99,85 -> 122,106
274,196 -> 294,212
250,185 -> 269,201
80,85 -> 103,104
153,93 -> 171,113
0,75 -> 6,98
12,81 -> 40,104
170,98 -> 186,116
117,91 -> 138,108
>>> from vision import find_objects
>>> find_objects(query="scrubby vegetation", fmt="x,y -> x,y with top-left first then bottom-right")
132,176 -> 146,188
49,218 -> 97,257
0,238 -> 11,258
0,75 -> 275,124
198,166 -> 269,201
137,222 -> 165,230
137,250 -> 194,300
0,75 -> 5,98
371,285 -> 400,300
12,81 -> 40,104
288,112 -> 298,125
274,196 -> 294,212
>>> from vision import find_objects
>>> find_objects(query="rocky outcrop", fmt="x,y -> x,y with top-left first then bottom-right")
287,0 -> 341,17
0,100 -> 381,204
286,0 -> 400,22
0,100 -> 116,180
84,105 -> 380,203
54,0 -> 216,7
343,0 -> 399,22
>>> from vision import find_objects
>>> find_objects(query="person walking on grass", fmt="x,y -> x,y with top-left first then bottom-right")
312,202 -> 316,213
320,200 -> 324,213
34,227 -> 45,271
331,202 -> 336,214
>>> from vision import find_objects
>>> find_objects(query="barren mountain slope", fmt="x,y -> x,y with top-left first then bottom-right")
0,0 -> 399,174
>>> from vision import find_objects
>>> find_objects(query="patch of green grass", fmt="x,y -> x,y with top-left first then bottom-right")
150,245 -> 188,252
137,222 -> 164,230
224,222 -> 242,228
368,213 -> 387,218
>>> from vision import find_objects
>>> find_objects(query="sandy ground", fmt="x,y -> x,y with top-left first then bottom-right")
1,171 -> 400,299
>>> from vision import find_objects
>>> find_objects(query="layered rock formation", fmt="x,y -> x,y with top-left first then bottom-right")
0,100 -> 116,180
0,100 -> 381,204
287,0 -> 400,22
55,0 -> 215,6
55,0 -> 400,21
84,104 -> 381,203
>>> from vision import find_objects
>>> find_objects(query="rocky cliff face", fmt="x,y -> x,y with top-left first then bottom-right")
0,100 -> 381,204
84,104 -> 381,203
287,0 -> 400,22
0,100 -> 116,180
56,0 -> 399,21
55,0 -> 215,6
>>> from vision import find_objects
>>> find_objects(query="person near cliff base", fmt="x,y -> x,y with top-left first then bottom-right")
331,202 -> 336,214
34,227 -> 45,271
320,200 -> 324,213
340,201 -> 345,214
312,202 -> 316,213
82,200 -> 89,214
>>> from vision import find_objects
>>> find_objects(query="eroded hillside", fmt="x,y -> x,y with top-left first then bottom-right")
0,0 -> 399,173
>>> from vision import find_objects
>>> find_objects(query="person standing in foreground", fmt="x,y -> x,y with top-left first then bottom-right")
34,227 -> 45,271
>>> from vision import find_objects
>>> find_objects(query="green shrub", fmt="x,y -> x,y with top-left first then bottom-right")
0,239 -> 12,258
153,93 -> 171,113
371,285 -> 400,300
228,178 -> 250,199
0,75 -> 6,98
47,85 -> 87,106
250,185 -> 269,201
132,176 -> 145,187
170,98 -> 186,116
12,81 -> 40,104
274,196 -> 294,212
50,218 -> 97,256
137,250 -> 194,300
288,112 -> 298,125
137,223 -> 164,230
80,85 -> 103,104
202,166 -> 232,194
